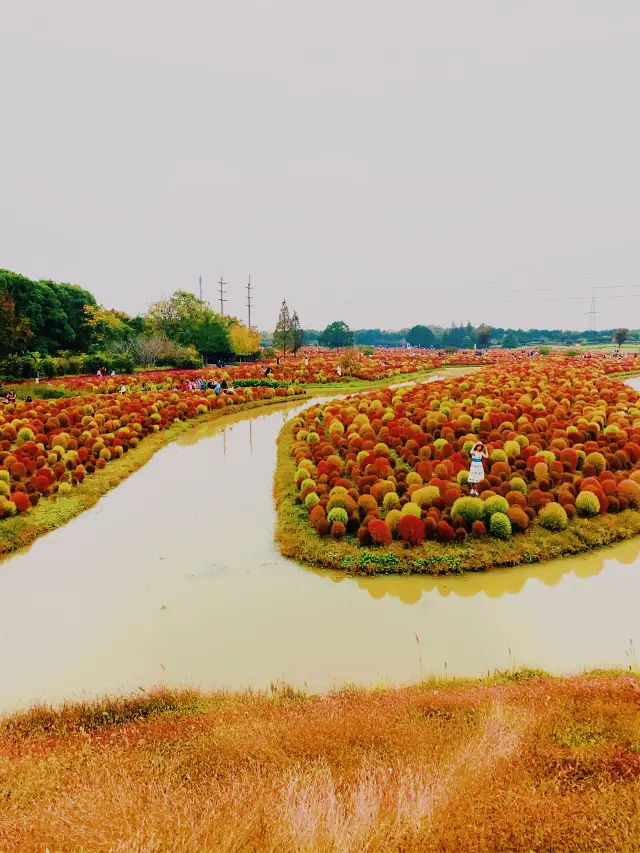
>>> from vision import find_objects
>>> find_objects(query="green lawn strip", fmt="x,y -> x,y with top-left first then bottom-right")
274,419 -> 640,576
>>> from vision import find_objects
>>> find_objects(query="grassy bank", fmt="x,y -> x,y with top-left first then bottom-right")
2,671 -> 640,851
0,394 -> 306,561
275,419 -> 640,575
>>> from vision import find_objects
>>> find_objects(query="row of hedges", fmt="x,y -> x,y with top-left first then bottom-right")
0,349 -> 203,380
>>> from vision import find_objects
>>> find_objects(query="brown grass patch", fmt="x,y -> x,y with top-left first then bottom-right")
1,673 -> 640,851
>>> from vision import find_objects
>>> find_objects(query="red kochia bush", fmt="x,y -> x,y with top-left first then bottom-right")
437,521 -> 455,542
11,491 -> 31,513
368,519 -> 392,545
471,520 -> 487,538
398,515 -> 425,545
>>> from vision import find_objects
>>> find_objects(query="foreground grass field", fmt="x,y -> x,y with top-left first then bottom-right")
2,672 -> 640,851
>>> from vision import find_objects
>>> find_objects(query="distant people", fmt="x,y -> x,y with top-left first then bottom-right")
220,379 -> 228,390
119,383 -> 127,394
265,367 -> 274,378
25,395 -> 32,403
207,379 -> 217,390
35,373 -> 40,385
468,442 -> 488,496
276,356 -> 280,366
214,382 -> 222,396
336,364 -> 342,377
304,356 -> 309,367
110,370 -> 116,376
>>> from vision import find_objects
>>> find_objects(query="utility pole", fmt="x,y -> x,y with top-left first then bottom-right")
588,295 -> 597,331
246,275 -> 253,329
218,271 -> 227,316
199,273 -> 203,301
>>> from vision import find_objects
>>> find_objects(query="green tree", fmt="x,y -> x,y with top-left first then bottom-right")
318,321 -> 354,348
502,332 -> 518,349
0,289 -> 33,357
613,328 -> 629,346
274,300 -> 293,355
406,325 -> 435,347
476,324 -> 492,347
291,311 -> 304,354
145,290 -> 230,358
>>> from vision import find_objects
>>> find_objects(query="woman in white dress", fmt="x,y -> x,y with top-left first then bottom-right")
468,442 -> 488,496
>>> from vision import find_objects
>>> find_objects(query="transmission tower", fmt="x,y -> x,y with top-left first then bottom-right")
587,295 -> 597,331
199,273 -> 203,301
246,275 -> 254,329
218,271 -> 227,315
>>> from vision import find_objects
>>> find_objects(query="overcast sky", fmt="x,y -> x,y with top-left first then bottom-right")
2,2 -> 640,331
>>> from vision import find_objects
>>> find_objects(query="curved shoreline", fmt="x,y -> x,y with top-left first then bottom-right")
274,418 -> 640,575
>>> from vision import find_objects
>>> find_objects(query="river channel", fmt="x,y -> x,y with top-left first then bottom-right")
0,374 -> 638,711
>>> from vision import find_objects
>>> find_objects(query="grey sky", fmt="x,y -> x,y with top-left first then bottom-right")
2,2 -> 639,331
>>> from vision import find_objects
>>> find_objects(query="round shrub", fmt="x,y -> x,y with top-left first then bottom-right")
585,452 -> 607,475
383,491 -> 400,512
12,491 -> 31,513
0,470 -> 9,484
327,507 -> 349,526
576,491 -> 600,517
16,427 -> 36,446
509,477 -> 527,494
437,521 -> 455,542
471,520 -> 487,538
483,495 -> 509,519
451,496 -> 484,527
507,506 -> 529,532
618,479 -> 640,508
369,519 -> 392,545
385,509 -> 403,535
330,520 -> 346,539
412,485 -> 440,508
398,514 -> 425,545
0,481 -> 9,498
489,512 -> 512,539
299,478 -> 316,493
539,502 -> 568,531
401,502 -> 422,518
57,481 -> 73,495
305,492 -> 320,509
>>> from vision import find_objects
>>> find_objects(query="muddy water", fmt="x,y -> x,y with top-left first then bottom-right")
0,376 -> 639,710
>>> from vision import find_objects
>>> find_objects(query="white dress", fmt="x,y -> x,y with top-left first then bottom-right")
469,453 -> 485,484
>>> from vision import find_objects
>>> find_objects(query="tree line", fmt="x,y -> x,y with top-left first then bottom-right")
0,269 -> 261,378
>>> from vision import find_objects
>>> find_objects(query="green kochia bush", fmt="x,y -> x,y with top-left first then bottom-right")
539,502 -> 569,531
483,495 -> 510,519
489,512 -> 512,539
576,491 -> 600,517
327,507 -> 349,526
451,496 -> 484,527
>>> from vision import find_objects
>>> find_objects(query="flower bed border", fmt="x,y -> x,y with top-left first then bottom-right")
274,419 -> 640,576
0,394 -> 307,561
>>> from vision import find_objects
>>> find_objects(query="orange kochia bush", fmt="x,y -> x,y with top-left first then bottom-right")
290,357 -> 640,548
0,384 -> 300,518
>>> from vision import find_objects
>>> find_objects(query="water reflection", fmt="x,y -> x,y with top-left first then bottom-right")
313,537 -> 639,605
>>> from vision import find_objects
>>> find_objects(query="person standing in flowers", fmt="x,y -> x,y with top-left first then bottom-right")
468,441 -> 488,496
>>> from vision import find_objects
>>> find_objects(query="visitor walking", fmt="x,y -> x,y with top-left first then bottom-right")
468,442 -> 488,496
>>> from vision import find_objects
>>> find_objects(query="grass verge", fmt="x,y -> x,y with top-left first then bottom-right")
0,394 -> 307,561
275,419 -> 640,575
2,671 -> 640,851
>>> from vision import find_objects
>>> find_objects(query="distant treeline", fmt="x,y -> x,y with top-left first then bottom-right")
262,324 -> 639,349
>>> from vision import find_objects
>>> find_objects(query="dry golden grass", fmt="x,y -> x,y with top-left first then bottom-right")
1,673 -> 640,851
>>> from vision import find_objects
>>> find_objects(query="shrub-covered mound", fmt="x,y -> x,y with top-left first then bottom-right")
276,358 -> 640,574
0,383 -> 306,539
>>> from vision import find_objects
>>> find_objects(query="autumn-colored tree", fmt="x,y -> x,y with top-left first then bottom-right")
84,304 -> 134,347
613,328 -> 629,346
0,289 -> 33,358
229,323 -> 261,356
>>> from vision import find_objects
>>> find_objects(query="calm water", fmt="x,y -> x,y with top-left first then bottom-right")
0,376 -> 638,711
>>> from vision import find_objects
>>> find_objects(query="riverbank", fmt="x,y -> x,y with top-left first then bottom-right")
275,418 -> 640,575
2,670 -> 639,851
0,394 -> 307,561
